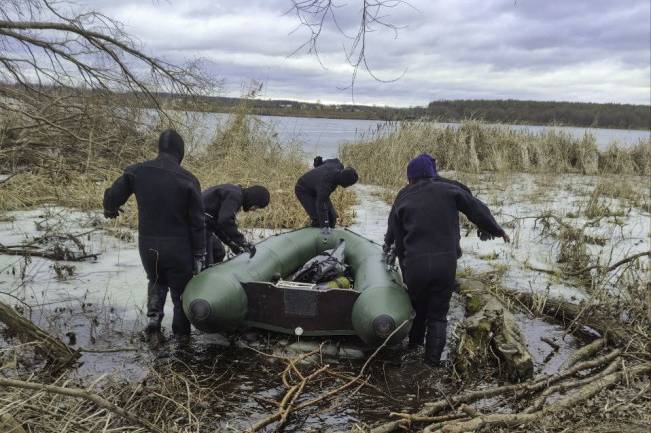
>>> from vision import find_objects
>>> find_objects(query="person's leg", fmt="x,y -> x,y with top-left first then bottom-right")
295,185 -> 319,227
424,255 -> 457,366
408,295 -> 429,348
162,240 -> 193,337
327,202 -> 338,228
138,238 -> 168,338
404,256 -> 431,349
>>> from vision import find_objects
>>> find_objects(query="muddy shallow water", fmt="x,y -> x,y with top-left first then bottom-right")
1,173 -> 648,431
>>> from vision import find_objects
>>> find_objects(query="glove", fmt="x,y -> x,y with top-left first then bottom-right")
384,245 -> 397,267
104,208 -> 121,219
229,242 -> 243,254
477,229 -> 494,241
244,243 -> 257,258
192,256 -> 204,275
320,226 -> 331,235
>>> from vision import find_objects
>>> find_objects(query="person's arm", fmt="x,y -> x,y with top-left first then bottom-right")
188,177 -> 206,257
215,194 -> 247,246
388,204 -> 406,258
383,206 -> 396,252
103,170 -> 133,218
454,189 -> 508,241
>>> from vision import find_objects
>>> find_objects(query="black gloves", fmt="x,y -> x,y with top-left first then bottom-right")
230,241 -> 256,258
242,242 -> 257,258
478,229 -> 511,243
103,208 -> 120,219
193,255 -> 204,275
382,244 -> 397,267
477,229 -> 494,241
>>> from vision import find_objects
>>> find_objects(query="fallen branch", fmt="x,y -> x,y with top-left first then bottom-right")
561,338 -> 606,370
501,289 -> 631,347
0,301 -> 79,368
0,245 -> 98,261
369,348 -> 622,433
0,377 -> 167,433
440,364 -> 651,433
566,250 -> 650,276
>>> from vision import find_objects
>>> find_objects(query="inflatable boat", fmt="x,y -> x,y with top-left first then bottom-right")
182,228 -> 413,346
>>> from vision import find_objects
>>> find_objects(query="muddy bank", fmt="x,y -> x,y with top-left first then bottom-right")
1,174 -> 649,432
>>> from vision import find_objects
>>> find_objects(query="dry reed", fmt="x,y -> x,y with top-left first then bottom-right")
340,120 -> 651,190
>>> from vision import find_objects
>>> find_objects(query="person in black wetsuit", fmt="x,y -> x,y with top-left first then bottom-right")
202,184 -> 270,266
295,158 -> 358,232
385,154 -> 509,366
103,129 -> 205,341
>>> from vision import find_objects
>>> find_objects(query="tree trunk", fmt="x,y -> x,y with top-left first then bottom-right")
456,279 -> 534,381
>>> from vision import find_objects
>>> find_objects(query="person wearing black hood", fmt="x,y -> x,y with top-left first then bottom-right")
295,158 -> 358,231
202,184 -> 270,266
103,129 -> 205,342
385,154 -> 509,366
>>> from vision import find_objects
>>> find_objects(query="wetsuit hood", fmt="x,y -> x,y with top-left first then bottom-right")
338,167 -> 359,187
243,185 -> 270,211
158,129 -> 185,163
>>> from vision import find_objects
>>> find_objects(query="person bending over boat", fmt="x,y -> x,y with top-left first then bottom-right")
103,129 -> 205,342
385,154 -> 510,366
202,184 -> 270,266
295,158 -> 358,232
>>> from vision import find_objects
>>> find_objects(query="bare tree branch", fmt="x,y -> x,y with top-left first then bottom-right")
288,0 -> 414,100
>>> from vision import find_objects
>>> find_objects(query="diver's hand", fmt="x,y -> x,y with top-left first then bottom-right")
244,243 -> 257,258
477,229 -> 494,241
502,232 -> 511,243
103,207 -> 123,219
384,245 -> 397,267
229,243 -> 243,254
192,256 -> 204,275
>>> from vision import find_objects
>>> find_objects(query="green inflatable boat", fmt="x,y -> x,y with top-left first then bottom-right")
182,228 -> 413,346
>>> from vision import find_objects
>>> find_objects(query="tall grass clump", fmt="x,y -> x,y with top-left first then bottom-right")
190,102 -> 355,229
340,120 -> 650,189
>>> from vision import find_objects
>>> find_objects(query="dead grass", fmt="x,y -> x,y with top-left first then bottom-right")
340,120 -> 651,190
0,96 -> 355,229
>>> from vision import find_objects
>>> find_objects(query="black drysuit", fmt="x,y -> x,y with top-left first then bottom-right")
295,159 -> 344,228
388,179 -> 504,356
103,153 -> 205,335
384,175 -> 472,260
202,184 -> 248,265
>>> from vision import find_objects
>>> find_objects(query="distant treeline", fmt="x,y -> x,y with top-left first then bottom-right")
171,96 -> 649,130
426,100 -> 650,130
3,83 -> 647,130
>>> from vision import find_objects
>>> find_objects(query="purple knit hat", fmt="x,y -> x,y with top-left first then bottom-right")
407,153 -> 437,182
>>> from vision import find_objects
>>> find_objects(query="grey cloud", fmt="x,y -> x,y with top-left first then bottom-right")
33,1 -> 651,105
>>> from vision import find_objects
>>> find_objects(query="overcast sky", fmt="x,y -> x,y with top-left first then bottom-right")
80,0 -> 649,106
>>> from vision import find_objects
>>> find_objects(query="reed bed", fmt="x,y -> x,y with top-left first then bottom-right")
340,120 -> 651,189
0,96 -> 354,229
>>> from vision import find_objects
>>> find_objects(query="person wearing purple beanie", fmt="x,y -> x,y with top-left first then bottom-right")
383,153 -> 509,366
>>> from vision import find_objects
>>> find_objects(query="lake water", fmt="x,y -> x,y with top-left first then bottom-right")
183,112 -> 650,158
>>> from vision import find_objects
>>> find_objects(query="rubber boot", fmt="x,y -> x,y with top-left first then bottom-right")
407,314 -> 426,350
144,282 -> 165,342
424,320 -> 447,367
171,288 -> 192,341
